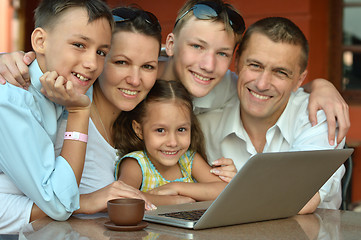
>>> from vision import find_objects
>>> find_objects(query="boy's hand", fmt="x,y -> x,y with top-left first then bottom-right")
0,51 -> 35,89
210,157 -> 237,182
307,79 -> 350,145
40,71 -> 90,110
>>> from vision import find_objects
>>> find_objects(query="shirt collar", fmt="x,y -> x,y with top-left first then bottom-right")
192,90 -> 216,112
220,92 -> 298,146
192,70 -> 233,112
269,91 -> 298,145
29,59 -> 65,116
219,100 -> 248,141
29,59 -> 43,92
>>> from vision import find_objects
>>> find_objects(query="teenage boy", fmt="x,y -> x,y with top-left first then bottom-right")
198,17 -> 345,214
0,0 -> 112,233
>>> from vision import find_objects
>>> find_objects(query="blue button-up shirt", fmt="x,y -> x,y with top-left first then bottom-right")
0,60 -> 80,221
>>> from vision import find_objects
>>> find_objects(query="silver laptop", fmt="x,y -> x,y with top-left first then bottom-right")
144,149 -> 353,229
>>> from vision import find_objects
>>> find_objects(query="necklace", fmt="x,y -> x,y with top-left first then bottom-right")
93,101 -> 110,143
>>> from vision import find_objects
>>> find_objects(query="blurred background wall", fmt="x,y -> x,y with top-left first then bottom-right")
1,0 -> 361,205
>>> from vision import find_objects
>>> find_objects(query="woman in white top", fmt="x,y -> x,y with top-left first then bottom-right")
57,6 -> 163,213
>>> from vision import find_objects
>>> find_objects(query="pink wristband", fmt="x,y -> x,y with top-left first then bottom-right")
64,131 -> 88,143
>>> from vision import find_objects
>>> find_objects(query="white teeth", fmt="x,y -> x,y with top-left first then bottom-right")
250,90 -> 270,100
193,72 -> 211,81
121,89 -> 137,95
162,151 -> 177,155
72,72 -> 89,81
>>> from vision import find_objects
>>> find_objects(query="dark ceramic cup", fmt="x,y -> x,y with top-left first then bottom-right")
107,198 -> 145,226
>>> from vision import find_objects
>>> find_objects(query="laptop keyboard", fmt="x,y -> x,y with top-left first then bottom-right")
159,209 -> 207,221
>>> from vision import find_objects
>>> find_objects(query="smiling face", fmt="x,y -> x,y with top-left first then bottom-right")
237,33 -> 307,124
166,17 -> 236,98
98,31 -> 159,113
34,7 -> 111,94
133,100 -> 191,172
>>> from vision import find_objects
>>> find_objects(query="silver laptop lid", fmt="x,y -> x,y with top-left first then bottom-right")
145,149 -> 353,230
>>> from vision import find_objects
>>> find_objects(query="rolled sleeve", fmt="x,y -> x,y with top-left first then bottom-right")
291,106 -> 345,209
52,156 -> 80,213
318,165 -> 345,209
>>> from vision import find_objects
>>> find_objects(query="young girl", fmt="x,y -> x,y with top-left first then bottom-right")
114,80 -> 227,206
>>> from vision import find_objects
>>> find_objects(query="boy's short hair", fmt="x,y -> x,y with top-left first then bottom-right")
173,0 -> 244,46
34,0 -> 113,30
236,17 -> 309,73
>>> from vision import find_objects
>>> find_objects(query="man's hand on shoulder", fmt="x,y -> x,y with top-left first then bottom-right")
0,51 -> 35,89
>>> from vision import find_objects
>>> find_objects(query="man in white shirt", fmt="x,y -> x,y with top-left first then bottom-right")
198,17 -> 345,214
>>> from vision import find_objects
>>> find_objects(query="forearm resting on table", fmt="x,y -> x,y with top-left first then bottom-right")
30,203 -> 47,222
143,192 -> 195,206
166,182 -> 227,201
73,194 -> 106,215
298,192 -> 321,215
31,193 -> 106,220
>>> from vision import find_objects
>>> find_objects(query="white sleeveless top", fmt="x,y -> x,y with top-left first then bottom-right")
55,117 -> 118,194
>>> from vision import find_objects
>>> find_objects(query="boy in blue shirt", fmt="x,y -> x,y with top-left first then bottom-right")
0,0 -> 112,232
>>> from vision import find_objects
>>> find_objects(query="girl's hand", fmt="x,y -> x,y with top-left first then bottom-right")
0,51 -> 35,88
306,79 -> 350,145
148,183 -> 179,196
146,185 -> 196,205
210,157 -> 237,183
77,181 -> 156,215
39,71 -> 90,111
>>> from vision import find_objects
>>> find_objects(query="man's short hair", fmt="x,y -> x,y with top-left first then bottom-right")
236,17 -> 309,73
34,0 -> 113,31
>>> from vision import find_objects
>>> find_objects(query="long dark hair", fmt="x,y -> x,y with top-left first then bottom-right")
113,80 -> 208,161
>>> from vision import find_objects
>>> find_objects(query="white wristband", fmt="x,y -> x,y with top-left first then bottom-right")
64,131 -> 88,143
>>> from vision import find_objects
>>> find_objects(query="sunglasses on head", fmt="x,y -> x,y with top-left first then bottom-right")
174,1 -> 245,34
113,8 -> 161,31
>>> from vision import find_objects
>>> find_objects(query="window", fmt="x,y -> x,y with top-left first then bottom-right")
330,0 -> 361,102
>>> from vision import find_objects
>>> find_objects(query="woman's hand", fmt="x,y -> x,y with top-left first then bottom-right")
77,181 -> 156,215
210,157 -> 237,182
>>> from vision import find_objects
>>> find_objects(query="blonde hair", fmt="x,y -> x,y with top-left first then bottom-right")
173,0 -> 244,46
